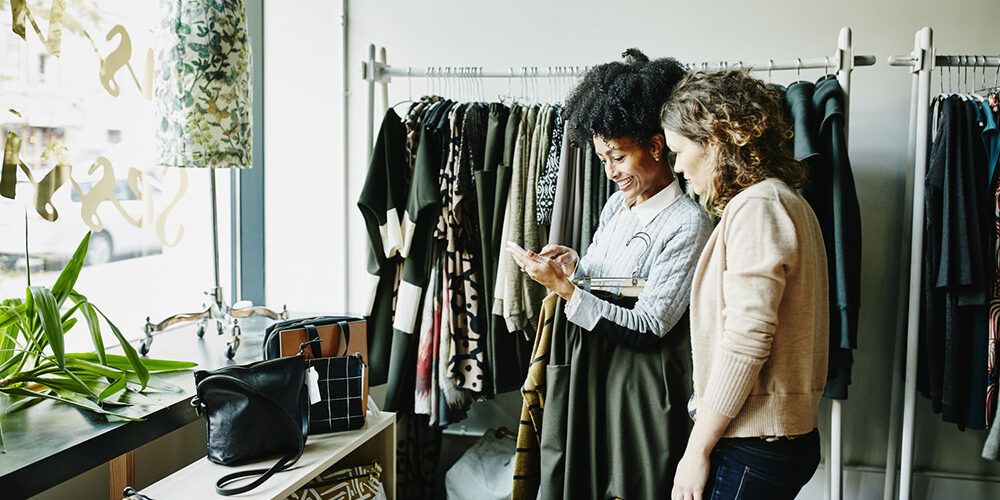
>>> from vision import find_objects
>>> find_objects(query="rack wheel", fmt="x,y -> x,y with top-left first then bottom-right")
196,324 -> 205,338
225,343 -> 237,359
139,339 -> 151,355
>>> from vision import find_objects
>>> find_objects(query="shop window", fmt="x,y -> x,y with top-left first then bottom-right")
0,1 -> 233,352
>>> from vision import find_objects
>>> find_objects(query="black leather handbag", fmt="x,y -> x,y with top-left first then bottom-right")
191,354 -> 310,496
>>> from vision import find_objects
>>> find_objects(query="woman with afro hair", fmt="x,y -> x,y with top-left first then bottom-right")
664,70 -> 828,500
509,49 -> 713,498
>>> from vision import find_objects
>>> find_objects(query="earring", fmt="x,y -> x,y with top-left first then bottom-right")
653,153 -> 661,162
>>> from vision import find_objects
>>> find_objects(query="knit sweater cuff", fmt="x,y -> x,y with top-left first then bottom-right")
701,351 -> 764,418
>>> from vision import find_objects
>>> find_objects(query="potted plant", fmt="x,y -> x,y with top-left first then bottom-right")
0,233 -> 197,452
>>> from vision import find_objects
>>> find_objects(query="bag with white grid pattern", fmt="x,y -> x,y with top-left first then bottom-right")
264,317 -> 367,434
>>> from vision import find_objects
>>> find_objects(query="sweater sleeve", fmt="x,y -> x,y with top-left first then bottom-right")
573,192 -> 623,279
566,207 -> 711,340
701,196 -> 798,418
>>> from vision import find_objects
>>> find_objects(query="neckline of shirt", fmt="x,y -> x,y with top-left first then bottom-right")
619,178 -> 685,227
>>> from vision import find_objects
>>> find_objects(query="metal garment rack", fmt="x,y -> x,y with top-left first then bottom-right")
359,26 -> 874,500
887,26 -> 1000,500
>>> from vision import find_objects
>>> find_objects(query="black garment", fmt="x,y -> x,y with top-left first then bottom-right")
540,292 -> 692,500
785,77 -> 863,400
921,96 -> 991,430
358,109 -> 409,386
384,100 -> 452,413
785,81 -> 820,163
395,412 -> 442,500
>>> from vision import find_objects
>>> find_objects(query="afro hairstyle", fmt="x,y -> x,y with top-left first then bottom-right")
563,48 -> 686,149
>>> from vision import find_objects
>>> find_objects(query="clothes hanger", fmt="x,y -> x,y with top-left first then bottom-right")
572,232 -> 653,297
973,55 -> 994,96
477,67 -> 485,103
388,67 -> 416,113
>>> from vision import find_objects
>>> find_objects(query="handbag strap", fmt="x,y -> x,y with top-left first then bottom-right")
301,321 -> 352,358
304,324 -> 323,359
335,320 -> 351,356
198,374 -> 308,496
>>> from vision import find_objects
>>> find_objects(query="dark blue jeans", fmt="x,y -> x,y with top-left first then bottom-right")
703,428 -> 821,500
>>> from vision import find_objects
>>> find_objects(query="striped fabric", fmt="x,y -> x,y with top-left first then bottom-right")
512,293 -> 558,500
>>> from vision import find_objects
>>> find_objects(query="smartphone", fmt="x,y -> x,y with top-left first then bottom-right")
506,241 -> 530,257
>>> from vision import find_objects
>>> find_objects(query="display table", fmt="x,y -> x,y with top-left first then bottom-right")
0,316 -> 393,499
143,408 -> 395,499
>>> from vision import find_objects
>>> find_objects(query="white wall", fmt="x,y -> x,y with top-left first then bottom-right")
265,0 -> 1000,497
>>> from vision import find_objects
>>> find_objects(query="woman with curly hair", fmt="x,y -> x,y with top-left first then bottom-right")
509,49 -> 713,498
663,70 -> 828,500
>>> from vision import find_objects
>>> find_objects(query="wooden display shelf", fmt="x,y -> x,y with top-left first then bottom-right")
142,408 -> 396,499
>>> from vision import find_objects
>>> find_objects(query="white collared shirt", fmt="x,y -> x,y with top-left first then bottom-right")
618,178 -> 686,227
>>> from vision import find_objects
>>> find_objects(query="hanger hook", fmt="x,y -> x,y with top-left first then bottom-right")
407,66 -> 412,100
626,232 -> 653,279
796,58 -> 802,79
981,56 -> 988,91
537,66 -> 542,102
994,55 -> 999,88
825,56 -> 830,75
768,59 -> 774,83
961,57 -> 967,93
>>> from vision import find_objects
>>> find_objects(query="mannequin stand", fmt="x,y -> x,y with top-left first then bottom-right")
141,169 -> 287,359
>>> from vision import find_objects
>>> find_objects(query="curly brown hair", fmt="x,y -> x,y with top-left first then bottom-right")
660,69 -> 807,216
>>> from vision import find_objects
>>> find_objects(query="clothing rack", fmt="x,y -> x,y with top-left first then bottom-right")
887,26 -> 1000,500
359,26 -> 873,500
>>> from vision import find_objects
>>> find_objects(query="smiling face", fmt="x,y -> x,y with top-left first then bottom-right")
593,134 -> 673,204
663,129 -> 714,196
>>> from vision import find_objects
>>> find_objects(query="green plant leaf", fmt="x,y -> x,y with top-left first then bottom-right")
28,374 -> 94,394
51,233 -> 90,308
59,367 -> 99,398
113,388 -> 157,406
3,393 -> 44,414
89,306 -> 148,390
61,317 -> 77,333
0,302 -> 27,331
98,376 -> 127,401
0,323 -> 16,370
65,355 -> 124,378
23,287 -> 35,336
125,373 -> 185,393
77,302 -> 105,365
0,352 -> 24,379
27,287 -> 64,369
57,391 -> 140,421
1,387 -> 140,421
70,352 -> 197,372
